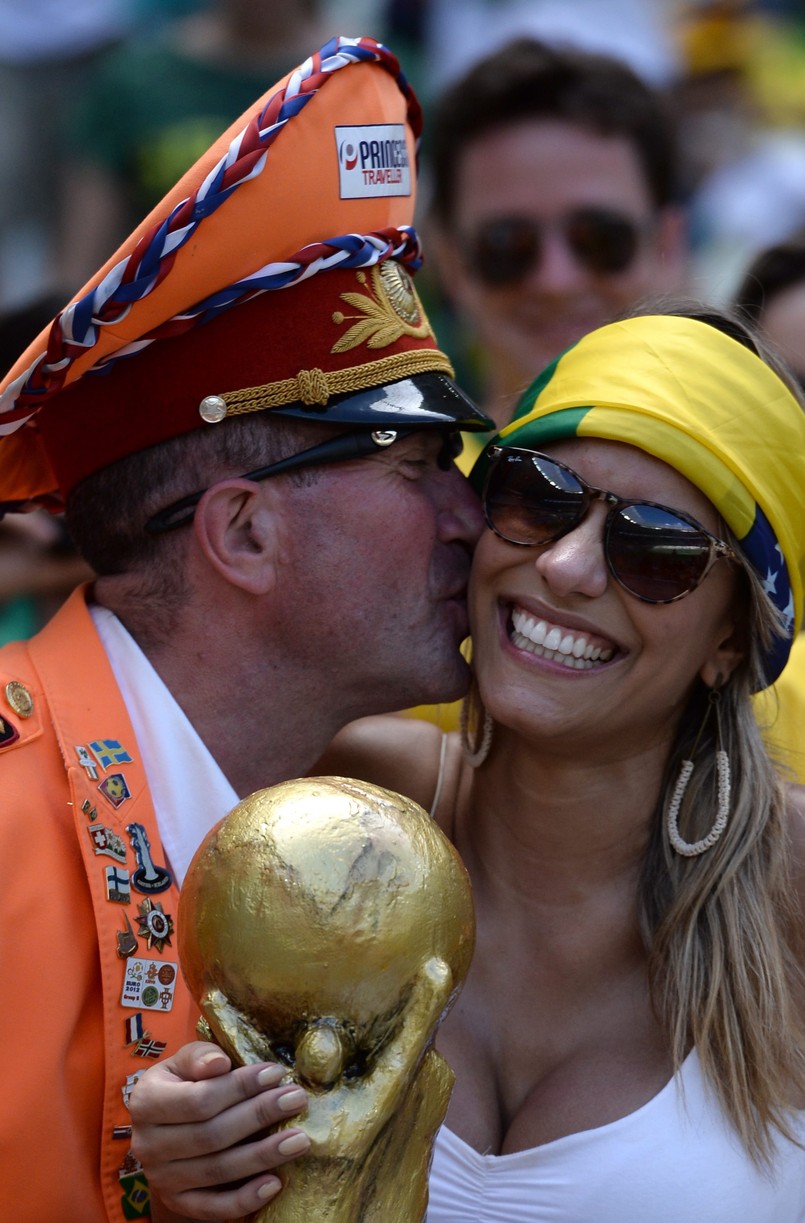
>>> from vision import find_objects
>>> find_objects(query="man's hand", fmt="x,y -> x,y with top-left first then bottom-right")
129,1041 -> 311,1221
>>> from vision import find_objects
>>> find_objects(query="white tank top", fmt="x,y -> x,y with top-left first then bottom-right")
426,1051 -> 805,1222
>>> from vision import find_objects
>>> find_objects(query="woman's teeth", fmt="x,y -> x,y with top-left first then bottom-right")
510,608 -> 614,670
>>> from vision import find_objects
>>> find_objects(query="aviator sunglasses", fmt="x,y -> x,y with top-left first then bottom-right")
482,446 -> 737,604
466,209 -> 645,287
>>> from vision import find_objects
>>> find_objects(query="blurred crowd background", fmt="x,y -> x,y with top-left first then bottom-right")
2,0 -> 805,641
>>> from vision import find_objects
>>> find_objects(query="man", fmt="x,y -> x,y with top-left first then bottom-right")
0,36 -> 491,1223
425,36 -> 687,445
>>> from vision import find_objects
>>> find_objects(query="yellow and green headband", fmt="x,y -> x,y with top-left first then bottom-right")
472,315 -> 805,685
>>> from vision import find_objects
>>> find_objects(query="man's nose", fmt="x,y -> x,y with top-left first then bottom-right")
522,226 -> 588,291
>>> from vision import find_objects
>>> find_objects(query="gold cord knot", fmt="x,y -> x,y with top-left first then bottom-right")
295,367 -> 331,406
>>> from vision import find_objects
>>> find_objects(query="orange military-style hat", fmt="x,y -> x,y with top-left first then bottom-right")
0,36 -> 491,514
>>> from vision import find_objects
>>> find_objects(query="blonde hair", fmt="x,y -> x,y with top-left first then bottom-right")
642,555 -> 805,1165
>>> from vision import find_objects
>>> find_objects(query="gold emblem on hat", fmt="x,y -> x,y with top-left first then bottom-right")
5,680 -> 33,718
377,260 -> 422,326
331,263 -> 433,354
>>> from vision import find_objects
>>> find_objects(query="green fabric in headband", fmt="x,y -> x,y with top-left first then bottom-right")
472,314 -> 805,685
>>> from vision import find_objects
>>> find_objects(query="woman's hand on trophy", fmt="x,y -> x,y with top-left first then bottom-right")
129,1040 -> 311,1220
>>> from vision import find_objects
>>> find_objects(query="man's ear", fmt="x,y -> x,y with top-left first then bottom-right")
192,479 -> 283,595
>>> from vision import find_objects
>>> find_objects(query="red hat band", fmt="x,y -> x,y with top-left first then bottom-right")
37,260 -> 455,497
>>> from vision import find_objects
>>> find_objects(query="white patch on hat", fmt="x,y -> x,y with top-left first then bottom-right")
335,125 -> 411,199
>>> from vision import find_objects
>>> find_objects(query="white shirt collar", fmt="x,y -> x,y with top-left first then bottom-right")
90,603 -> 238,885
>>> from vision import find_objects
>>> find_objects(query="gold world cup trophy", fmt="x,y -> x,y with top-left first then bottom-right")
178,776 -> 476,1222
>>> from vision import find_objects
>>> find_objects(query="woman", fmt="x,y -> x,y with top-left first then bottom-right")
130,304 -> 805,1222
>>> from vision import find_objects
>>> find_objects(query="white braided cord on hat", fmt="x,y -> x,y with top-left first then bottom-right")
0,35 -> 422,434
89,227 -> 422,369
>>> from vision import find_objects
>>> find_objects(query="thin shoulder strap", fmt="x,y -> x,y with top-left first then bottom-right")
429,731 -> 449,819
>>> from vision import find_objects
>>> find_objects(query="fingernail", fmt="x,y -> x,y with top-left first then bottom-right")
199,1050 -> 228,1068
257,1064 -> 285,1088
256,1177 -> 282,1202
277,1131 -> 310,1156
277,1087 -> 307,1112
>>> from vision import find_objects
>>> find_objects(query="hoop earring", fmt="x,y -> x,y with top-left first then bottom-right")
667,680 -> 731,857
460,695 -> 493,768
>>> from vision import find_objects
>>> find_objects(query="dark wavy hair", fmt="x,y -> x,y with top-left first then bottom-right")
428,36 -> 679,225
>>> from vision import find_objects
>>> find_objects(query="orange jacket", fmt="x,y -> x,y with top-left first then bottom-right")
0,587 -> 198,1221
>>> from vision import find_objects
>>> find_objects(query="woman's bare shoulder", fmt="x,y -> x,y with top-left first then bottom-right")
311,714 -> 447,814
